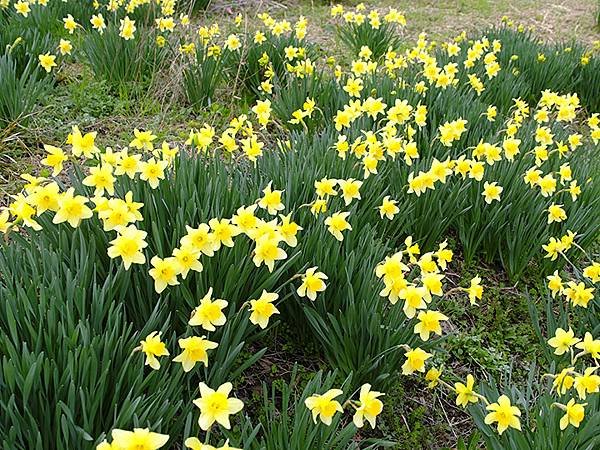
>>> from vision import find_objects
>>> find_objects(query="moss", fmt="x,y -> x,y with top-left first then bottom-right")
376,381 -> 444,449
441,259 -> 543,383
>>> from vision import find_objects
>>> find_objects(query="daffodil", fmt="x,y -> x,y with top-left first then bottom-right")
455,374 -> 478,407
130,129 -> 157,150
379,195 -> 399,219
181,224 -> 219,256
563,281 -> 594,308
548,327 -> 580,355
558,399 -> 586,430
304,389 -> 344,425
434,240 -> 453,269
338,178 -> 362,205
90,13 -> 106,33
28,182 -> 60,215
249,290 -> 280,329
119,16 -> 136,40
573,367 -> 600,400
402,347 -> 432,375
135,331 -> 169,370
14,1 -> 31,17
310,198 -> 328,216
252,99 -> 271,127
482,181 -> 503,204
41,145 -> 67,176
107,225 -> 148,269
552,367 -> 575,395
38,53 -> 57,73
252,236 -> 287,272
109,428 -> 169,450
140,158 -> 168,189
546,270 -> 563,297
173,336 -> 218,372
224,34 -> 241,51
189,288 -> 228,331
278,213 -> 302,247
297,267 -> 328,301
58,39 -> 72,55
148,256 -> 181,293
52,188 -> 93,228
0,209 -> 13,233
575,332 -> 600,359
231,205 -> 259,234
258,182 -> 285,215
314,178 -> 337,197
425,367 -> 442,388
172,246 -> 203,279
583,262 -> 600,283
414,310 -> 448,341
397,284 -> 426,318
193,382 -> 244,430
352,384 -> 384,429
63,14 -> 78,34
466,276 -> 483,305
82,165 -> 115,196
209,218 -> 240,249
69,126 -> 98,158
324,211 -> 352,241
547,203 -> 567,224
484,395 -> 521,434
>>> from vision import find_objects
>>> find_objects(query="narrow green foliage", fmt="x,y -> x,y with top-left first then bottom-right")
336,21 -> 402,59
0,232 -> 192,450
230,366 -> 396,449
81,24 -> 166,92
183,44 -> 228,110
469,377 -> 600,450
0,53 -> 50,128
230,33 -> 311,99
